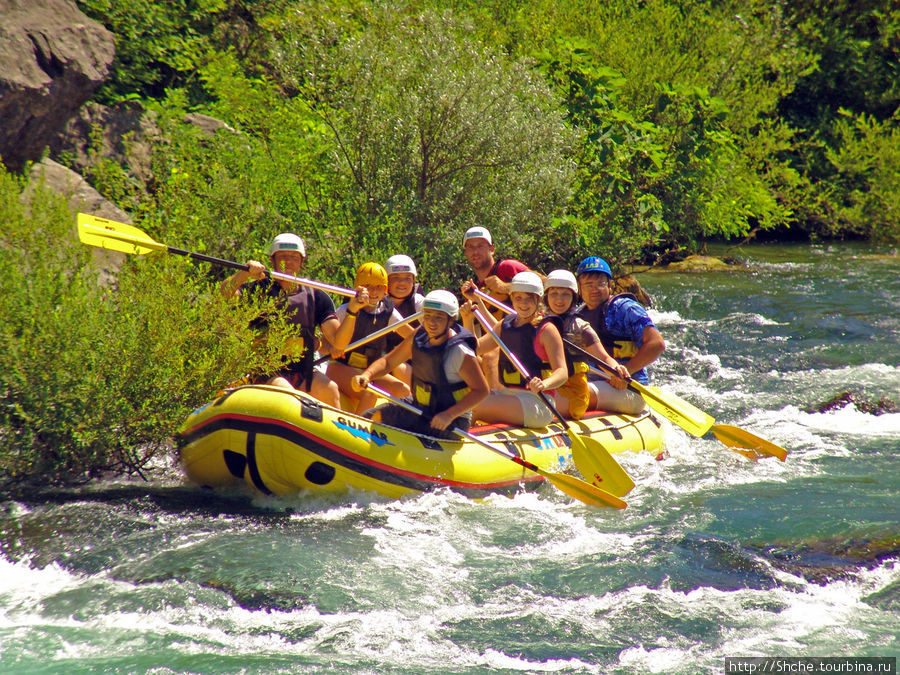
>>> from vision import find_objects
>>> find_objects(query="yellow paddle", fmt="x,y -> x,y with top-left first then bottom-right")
77,213 -> 356,297
366,384 -> 626,509
472,288 -> 787,462
570,342 -> 787,462
470,307 -> 635,497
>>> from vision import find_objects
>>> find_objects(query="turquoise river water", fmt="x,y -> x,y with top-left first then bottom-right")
1,243 -> 898,674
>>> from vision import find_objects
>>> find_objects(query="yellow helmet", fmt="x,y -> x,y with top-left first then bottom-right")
355,262 -> 388,287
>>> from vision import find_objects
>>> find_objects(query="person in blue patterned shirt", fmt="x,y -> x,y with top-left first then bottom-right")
575,256 -> 665,412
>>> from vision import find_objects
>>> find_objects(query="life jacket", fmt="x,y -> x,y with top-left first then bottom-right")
385,287 -> 423,351
496,314 -> 556,388
410,325 -> 476,415
576,294 -> 641,361
553,311 -> 591,376
246,279 -> 318,389
337,297 -> 396,369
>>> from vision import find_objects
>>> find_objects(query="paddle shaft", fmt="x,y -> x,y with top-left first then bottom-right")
367,384 -> 541,467
174,246 -> 355,297
78,214 -> 355,297
313,311 -> 423,365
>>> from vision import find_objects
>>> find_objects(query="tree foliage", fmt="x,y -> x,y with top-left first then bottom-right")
0,169 -> 297,485
271,9 -> 575,286
4,0 -> 899,483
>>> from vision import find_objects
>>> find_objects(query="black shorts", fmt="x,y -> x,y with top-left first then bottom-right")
378,401 -> 471,441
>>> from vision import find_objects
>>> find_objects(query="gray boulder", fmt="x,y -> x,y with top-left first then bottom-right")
50,101 -> 159,187
26,158 -> 128,285
0,0 -> 115,172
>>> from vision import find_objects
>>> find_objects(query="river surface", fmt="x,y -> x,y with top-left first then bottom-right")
2,243 -> 898,674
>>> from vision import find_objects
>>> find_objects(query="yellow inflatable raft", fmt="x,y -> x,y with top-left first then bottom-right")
177,385 -> 663,500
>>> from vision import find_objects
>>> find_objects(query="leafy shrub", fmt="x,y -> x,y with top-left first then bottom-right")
0,168 -> 289,485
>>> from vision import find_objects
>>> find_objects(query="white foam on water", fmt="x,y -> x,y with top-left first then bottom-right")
647,309 -> 691,327
0,556 -> 83,625
609,559 -> 900,671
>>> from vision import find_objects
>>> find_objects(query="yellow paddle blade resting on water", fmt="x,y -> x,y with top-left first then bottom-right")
710,424 -> 788,462
77,213 -> 166,255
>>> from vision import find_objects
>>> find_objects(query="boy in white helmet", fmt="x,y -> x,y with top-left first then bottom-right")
351,290 -> 489,439
460,271 -> 568,428
219,233 -> 357,406
543,270 -> 637,418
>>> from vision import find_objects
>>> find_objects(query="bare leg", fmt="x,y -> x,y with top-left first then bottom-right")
471,392 -> 526,426
310,370 -> 340,407
588,381 -> 646,415
357,374 -> 410,414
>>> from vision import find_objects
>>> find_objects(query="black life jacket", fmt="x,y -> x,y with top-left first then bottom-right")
246,279 -> 318,389
551,311 -> 589,377
410,325 -> 476,415
576,293 -> 641,360
385,287 -> 422,351
338,297 -> 396,369
496,314 -> 556,388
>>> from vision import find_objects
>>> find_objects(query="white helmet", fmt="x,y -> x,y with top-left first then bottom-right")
509,271 -> 544,296
422,289 -> 459,319
269,233 -> 306,257
385,254 -> 417,277
544,269 -> 578,294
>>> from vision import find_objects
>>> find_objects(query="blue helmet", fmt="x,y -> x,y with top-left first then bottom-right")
576,256 -> 612,279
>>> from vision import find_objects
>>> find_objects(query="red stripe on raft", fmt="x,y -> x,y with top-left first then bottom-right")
183,412 -> 545,491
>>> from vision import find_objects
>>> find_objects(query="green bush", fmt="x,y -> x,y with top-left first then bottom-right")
270,8 -> 575,286
825,109 -> 900,243
0,168 -> 292,485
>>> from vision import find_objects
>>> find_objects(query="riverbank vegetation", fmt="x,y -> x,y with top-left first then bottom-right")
2,0 -> 897,484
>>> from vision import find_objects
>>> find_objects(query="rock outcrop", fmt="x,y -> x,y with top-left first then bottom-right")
0,0 -> 115,172
26,158 -> 128,285
49,101 -> 159,187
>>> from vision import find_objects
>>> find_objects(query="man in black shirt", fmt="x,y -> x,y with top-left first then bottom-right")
220,233 -> 356,406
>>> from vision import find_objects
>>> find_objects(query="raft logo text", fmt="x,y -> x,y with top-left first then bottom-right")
725,657 -> 896,674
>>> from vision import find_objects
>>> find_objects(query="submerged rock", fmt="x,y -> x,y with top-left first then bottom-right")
661,255 -> 742,272
806,390 -> 900,416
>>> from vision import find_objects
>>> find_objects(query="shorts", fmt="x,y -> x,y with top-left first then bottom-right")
379,400 -> 471,440
495,388 -> 555,427
587,380 -> 646,415
556,372 -> 590,420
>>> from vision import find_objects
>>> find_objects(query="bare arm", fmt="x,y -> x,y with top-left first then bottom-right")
530,323 -> 568,393
351,334 -> 415,392
623,326 -> 665,376
219,260 -> 265,298
429,353 -> 490,431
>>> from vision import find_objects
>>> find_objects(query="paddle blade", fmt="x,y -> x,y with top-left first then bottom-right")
77,213 -> 164,255
640,384 -> 715,437
542,469 -> 627,509
568,432 -> 635,497
711,424 -> 788,461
